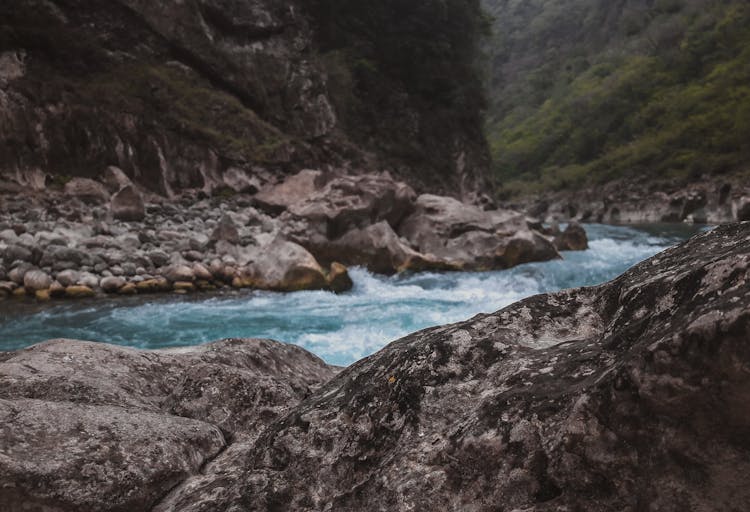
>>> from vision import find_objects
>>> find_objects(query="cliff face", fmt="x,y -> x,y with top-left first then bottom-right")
0,0 -> 490,199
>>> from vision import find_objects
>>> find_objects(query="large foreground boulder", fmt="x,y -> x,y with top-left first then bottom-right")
0,338 -> 337,511
1,223 -> 749,511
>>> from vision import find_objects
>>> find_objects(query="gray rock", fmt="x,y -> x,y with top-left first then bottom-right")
111,185 -> 146,222
77,272 -> 100,289
2,244 -> 32,264
100,276 -> 126,293
399,194 -> 561,269
23,269 -> 52,291
209,214 -> 240,245
162,264 -> 195,283
148,250 -> 171,268
55,269 -> 80,287
0,338 -> 336,511
8,263 -> 34,284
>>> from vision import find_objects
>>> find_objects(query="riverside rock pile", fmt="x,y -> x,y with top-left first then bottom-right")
1,222 -> 748,511
0,169 -> 581,302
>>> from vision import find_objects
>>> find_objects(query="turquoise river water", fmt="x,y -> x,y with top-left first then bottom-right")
0,224 -> 706,366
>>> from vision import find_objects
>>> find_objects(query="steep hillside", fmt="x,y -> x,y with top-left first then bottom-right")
484,0 -> 750,197
0,0 -> 490,199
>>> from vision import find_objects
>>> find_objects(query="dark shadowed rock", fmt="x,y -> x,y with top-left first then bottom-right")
321,221 -> 449,274
326,262 -> 353,293
102,166 -> 133,193
553,221 -> 589,251
110,185 -> 146,221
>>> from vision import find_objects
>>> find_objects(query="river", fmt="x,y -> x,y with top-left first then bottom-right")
0,223 -> 707,365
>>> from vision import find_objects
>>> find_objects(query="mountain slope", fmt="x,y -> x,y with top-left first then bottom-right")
484,0 -> 750,197
0,0 -> 490,198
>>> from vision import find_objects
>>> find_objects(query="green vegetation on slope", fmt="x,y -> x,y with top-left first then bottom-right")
484,0 -> 750,196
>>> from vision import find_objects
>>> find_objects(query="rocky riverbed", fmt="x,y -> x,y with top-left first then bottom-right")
0,169 -> 585,302
0,222 -> 748,511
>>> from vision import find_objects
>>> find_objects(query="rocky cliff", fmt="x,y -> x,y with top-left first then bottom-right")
0,0 -> 489,200
2,221 -> 749,511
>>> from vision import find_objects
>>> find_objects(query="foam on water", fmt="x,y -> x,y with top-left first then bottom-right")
0,224 -> 705,365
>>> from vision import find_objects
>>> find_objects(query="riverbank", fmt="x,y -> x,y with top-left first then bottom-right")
1,169 -> 582,304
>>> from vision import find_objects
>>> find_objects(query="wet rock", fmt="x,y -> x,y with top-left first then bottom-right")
326,262 -> 353,293
110,185 -> 146,222
64,178 -> 110,204
23,269 -> 52,291
553,221 -> 589,251
65,285 -> 95,298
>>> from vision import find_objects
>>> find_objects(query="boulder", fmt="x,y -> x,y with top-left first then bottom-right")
553,221 -> 589,251
63,178 -> 110,204
326,262 -> 353,293
56,270 -> 81,286
8,263 -> 33,285
2,244 -> 32,264
0,338 -> 336,511
23,269 -> 52,291
100,276 -> 126,293
110,185 -> 146,221
244,238 -> 329,291
162,264 -> 195,283
321,221 -> 449,274
399,194 -> 561,269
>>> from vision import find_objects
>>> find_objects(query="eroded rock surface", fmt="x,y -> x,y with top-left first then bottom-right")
0,338 -> 337,511
2,223 -> 749,511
